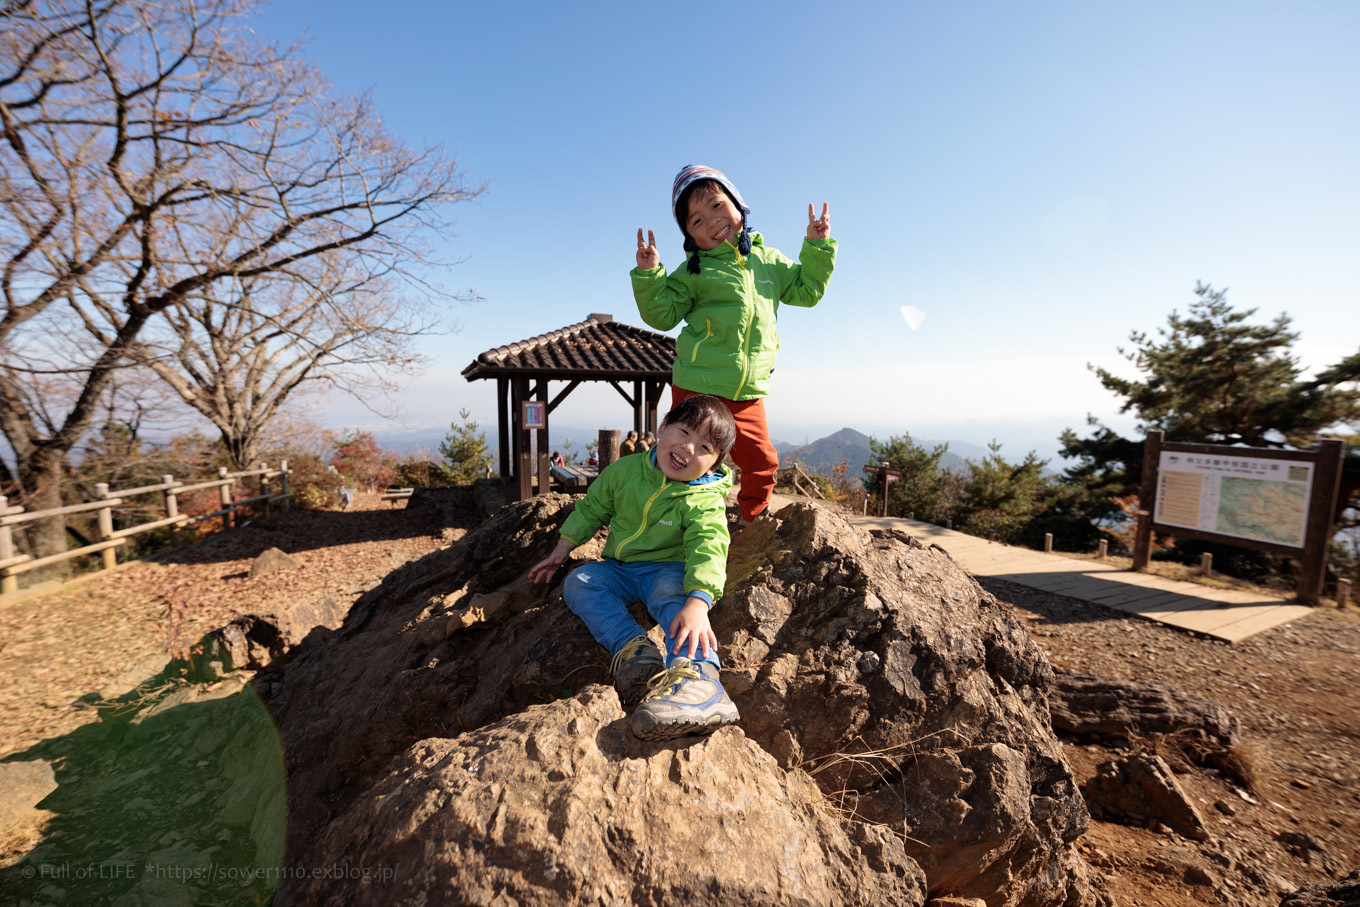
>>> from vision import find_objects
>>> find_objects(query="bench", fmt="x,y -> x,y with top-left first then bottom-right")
550,464 -> 598,491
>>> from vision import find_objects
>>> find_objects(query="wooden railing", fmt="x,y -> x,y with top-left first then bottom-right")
0,461 -> 291,596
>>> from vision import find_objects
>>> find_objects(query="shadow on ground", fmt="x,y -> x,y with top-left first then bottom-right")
0,665 -> 286,905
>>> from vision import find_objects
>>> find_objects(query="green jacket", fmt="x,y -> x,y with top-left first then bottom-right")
560,451 -> 732,602
631,232 -> 837,401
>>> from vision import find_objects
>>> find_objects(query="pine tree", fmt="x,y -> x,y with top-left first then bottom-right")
1064,282 -> 1360,495
440,410 -> 491,485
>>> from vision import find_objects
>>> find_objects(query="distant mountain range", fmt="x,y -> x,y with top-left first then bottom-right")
776,428 -> 989,483
377,423 -> 1023,480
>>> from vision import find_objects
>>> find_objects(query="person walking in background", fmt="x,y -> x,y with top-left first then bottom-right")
632,164 -> 836,526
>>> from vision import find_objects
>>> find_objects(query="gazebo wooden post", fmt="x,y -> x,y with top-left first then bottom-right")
633,379 -> 644,436
514,376 -> 533,501
535,379 -> 551,495
497,377 -> 511,478
645,380 -> 665,435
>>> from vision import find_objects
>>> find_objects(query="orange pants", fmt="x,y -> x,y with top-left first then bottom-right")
671,385 -> 778,522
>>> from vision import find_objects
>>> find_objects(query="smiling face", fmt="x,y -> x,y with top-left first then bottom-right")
685,183 -> 744,251
654,419 -> 721,482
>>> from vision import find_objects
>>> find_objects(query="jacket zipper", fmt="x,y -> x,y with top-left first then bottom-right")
734,256 -> 756,398
690,318 -> 714,363
613,473 -> 667,559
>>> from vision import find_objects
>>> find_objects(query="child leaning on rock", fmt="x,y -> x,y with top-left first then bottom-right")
527,394 -> 740,740
632,164 -> 836,527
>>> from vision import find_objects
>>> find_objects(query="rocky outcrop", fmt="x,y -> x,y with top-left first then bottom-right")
261,498 -> 1106,906
1280,867 -> 1360,906
1049,673 -> 1242,746
285,687 -> 927,906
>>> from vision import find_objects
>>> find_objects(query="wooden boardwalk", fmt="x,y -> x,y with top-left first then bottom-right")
851,513 -> 1316,643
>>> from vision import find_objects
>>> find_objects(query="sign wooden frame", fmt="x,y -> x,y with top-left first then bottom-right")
522,401 -> 546,430
1131,431 -> 1345,603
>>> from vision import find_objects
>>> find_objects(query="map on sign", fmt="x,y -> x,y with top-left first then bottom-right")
1153,450 -> 1312,548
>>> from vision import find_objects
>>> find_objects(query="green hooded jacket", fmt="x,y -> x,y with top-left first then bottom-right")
559,451 -> 733,602
631,232 -> 837,401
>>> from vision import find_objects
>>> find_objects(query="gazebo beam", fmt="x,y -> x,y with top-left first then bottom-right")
547,379 -> 582,415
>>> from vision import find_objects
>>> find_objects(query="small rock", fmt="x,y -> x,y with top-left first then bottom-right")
249,546 -> 301,578
0,760 -> 57,828
1214,799 -> 1237,816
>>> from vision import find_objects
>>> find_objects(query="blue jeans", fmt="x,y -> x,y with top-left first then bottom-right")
563,559 -> 720,669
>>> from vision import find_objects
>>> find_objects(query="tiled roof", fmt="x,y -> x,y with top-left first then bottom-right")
461,314 -> 675,381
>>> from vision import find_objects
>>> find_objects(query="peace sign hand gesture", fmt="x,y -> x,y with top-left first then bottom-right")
806,203 -> 831,240
636,228 -> 660,270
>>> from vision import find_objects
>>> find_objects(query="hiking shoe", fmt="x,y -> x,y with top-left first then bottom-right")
630,658 -> 740,740
610,635 -> 665,707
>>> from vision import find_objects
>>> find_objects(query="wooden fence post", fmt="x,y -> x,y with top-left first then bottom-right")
94,483 -> 117,571
162,475 -> 181,546
259,462 -> 272,516
1336,578 -> 1352,609
1044,532 -> 1054,553
0,495 -> 16,594
1200,552 -> 1213,577
280,460 -> 291,512
1098,539 -> 1108,559
218,467 -> 234,530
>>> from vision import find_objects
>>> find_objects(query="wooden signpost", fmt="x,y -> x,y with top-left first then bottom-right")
863,461 -> 903,518
1131,431 -> 1345,603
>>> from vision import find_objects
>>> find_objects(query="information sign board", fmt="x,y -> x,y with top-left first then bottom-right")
1154,451 -> 1312,549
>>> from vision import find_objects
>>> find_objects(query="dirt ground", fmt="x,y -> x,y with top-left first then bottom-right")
1,491 -> 1356,904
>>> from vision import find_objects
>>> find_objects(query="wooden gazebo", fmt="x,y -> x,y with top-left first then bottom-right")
461,314 -> 676,500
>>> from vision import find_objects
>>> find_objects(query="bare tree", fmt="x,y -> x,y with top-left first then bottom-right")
0,0 -> 479,557
127,251 -> 453,471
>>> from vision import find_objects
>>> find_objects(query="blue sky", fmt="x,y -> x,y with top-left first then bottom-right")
253,0 -> 1359,461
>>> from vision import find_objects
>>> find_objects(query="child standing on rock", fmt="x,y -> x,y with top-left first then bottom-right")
528,394 -> 740,740
632,164 -> 836,526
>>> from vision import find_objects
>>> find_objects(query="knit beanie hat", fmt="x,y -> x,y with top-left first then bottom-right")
671,164 -> 752,273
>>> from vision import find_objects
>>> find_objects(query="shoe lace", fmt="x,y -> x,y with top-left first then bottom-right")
641,660 -> 700,702
610,635 -> 658,675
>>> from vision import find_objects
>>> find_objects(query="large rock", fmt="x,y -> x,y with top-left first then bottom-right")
281,686 -> 926,906
261,498 -> 1106,906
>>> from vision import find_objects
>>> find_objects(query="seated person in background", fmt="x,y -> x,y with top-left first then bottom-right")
641,432 -> 656,451
620,430 -> 638,456
550,451 -> 565,468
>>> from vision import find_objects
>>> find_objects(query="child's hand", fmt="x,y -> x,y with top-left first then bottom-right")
669,596 -> 718,661
528,539 -> 574,583
806,203 -> 831,240
636,228 -> 660,270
